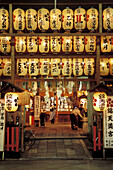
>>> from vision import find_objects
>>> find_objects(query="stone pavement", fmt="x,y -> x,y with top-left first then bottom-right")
21,122 -> 93,160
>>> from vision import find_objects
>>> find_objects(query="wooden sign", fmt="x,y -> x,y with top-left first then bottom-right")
87,8 -> 98,32
62,8 -> 73,31
73,58 -> 83,76
73,36 -> 84,53
34,96 -> 41,120
17,59 -> 27,76
3,59 -> 11,76
15,36 -> 26,53
27,36 -> 38,53
18,91 -> 30,105
0,9 -> 9,32
50,36 -> 61,53
50,9 -> 61,31
26,8 -> 37,31
29,58 -> 39,76
40,59 -> 50,75
100,58 -> 109,76
62,58 -> 72,76
0,99 -> 5,152
38,8 -> 49,31
39,36 -> 49,53
84,58 -> 94,76
51,58 -> 60,76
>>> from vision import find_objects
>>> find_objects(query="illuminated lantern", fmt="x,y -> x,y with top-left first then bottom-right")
100,58 -> 109,76
3,59 -> 11,76
38,8 -> 49,31
87,8 -> 98,32
17,59 -> 27,76
0,36 -> 11,54
26,9 -> 37,31
40,59 -> 50,75
103,7 -> 113,31
109,58 -> 113,75
39,36 -> 49,53
51,58 -> 60,76
15,36 -> 26,53
62,8 -> 73,31
13,8 -> 25,31
74,7 -> 86,31
93,92 -> 107,111
62,36 -> 72,53
62,58 -> 72,76
0,59 -> 3,76
73,36 -> 84,53
84,58 -> 94,76
101,36 -> 111,53
50,9 -> 61,31
27,36 -> 38,53
29,59 -> 39,76
5,92 -> 18,112
50,36 -> 61,53
85,36 -> 96,53
0,8 -> 9,32
73,58 -> 83,76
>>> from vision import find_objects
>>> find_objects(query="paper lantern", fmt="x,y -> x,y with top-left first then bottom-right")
109,58 -> 113,75
27,36 -> 38,53
74,7 -> 86,31
39,36 -> 49,53
62,36 -> 72,53
85,36 -> 96,53
62,8 -> 73,31
100,58 -> 109,76
0,36 -> 11,54
26,9 -> 37,31
0,8 -> 9,32
38,8 -> 49,31
3,59 -> 11,76
50,9 -> 61,31
62,58 -> 72,76
50,36 -> 61,53
84,58 -> 94,76
0,59 -> 3,76
29,59 -> 39,76
101,36 -> 111,53
93,92 -> 107,111
40,59 -> 50,75
73,58 -> 83,76
51,58 -> 60,76
103,7 -> 113,31
13,8 -> 25,31
15,36 -> 26,53
73,36 -> 84,53
17,59 -> 27,76
87,8 -> 98,32
5,92 -> 18,112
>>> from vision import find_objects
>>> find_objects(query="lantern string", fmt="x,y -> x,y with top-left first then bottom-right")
54,0 -> 56,9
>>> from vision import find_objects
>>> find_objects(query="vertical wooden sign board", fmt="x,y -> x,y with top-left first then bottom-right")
34,96 -> 41,120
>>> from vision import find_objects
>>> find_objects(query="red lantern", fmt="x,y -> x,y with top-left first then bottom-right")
38,8 -> 49,31
93,92 -> 107,111
26,9 -> 37,31
50,36 -> 61,53
0,8 -> 9,32
84,58 -> 94,76
87,8 -> 98,32
50,9 -> 61,31
62,8 -> 73,31
100,58 -> 109,76
73,58 -> 83,76
103,7 -> 113,31
73,36 -> 84,53
85,36 -> 96,53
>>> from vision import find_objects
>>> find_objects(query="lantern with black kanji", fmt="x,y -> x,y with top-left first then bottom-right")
100,58 -> 109,76
3,59 -> 11,76
17,59 -> 27,76
29,58 -> 39,76
62,7 -> 73,31
5,92 -> 18,112
13,8 -> 25,32
38,8 -> 49,31
62,36 -> 72,53
50,9 -> 61,31
74,7 -> 86,31
109,58 -> 113,75
93,92 -> 107,111
103,7 -> 113,31
87,8 -> 98,32
0,36 -> 11,54
27,36 -> 38,53
73,58 -> 83,76
50,36 -> 61,53
15,36 -> 26,53
73,36 -> 84,53
51,58 -> 60,76
0,8 -> 9,32
62,58 -> 72,76
26,8 -> 37,31
84,58 -> 94,76
40,59 -> 50,76
0,59 -> 2,76
39,36 -> 49,53
101,36 -> 111,53
85,36 -> 96,53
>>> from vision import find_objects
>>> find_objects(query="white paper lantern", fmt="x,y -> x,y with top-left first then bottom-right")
62,58 -> 72,76
103,7 -> 113,31
73,58 -> 83,76
101,36 -> 111,53
0,58 -> 3,76
85,36 -> 96,53
51,58 -> 60,76
3,59 -> 11,76
109,58 -> 113,75
0,8 -> 9,32
39,36 -> 49,53
100,58 -> 109,76
62,36 -> 72,53
29,58 -> 39,76
27,36 -> 38,53
26,8 -> 37,31
84,58 -> 94,76
50,36 -> 61,53
15,36 -> 26,53
40,59 -> 50,75
62,8 -> 73,31
5,92 -> 18,112
73,36 -> 84,53
93,92 -> 107,111
0,36 -> 11,54
50,9 -> 61,31
38,8 -> 49,31
17,59 -> 27,76
87,8 -> 98,32
13,8 -> 25,31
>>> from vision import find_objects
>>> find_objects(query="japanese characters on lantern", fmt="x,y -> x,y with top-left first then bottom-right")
51,58 -> 60,76
13,8 -> 25,31
73,58 -> 83,76
5,93 -> 18,112
73,36 -> 84,53
101,36 -> 111,53
84,58 -> 94,76
62,58 -> 72,76
62,36 -> 72,53
74,7 -> 86,31
87,8 -> 98,32
62,8 -> 73,31
40,59 -> 50,75
93,92 -> 107,111
100,58 -> 109,76
15,36 -> 26,53
29,59 -> 39,76
0,36 -> 11,54
27,36 -> 38,53
17,59 -> 27,76
85,36 -> 96,53
0,59 -> 2,76
3,59 -> 11,76
38,8 -> 49,31
39,36 -> 49,53
50,36 -> 61,53
0,9 -> 9,32
26,9 -> 37,31
103,7 -> 113,31
50,9 -> 61,31
109,58 -> 113,76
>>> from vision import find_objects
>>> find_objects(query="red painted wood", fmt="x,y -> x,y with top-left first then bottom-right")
11,127 -> 14,151
98,131 -> 101,150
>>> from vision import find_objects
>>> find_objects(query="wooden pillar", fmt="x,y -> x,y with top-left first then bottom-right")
96,36 -> 100,85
